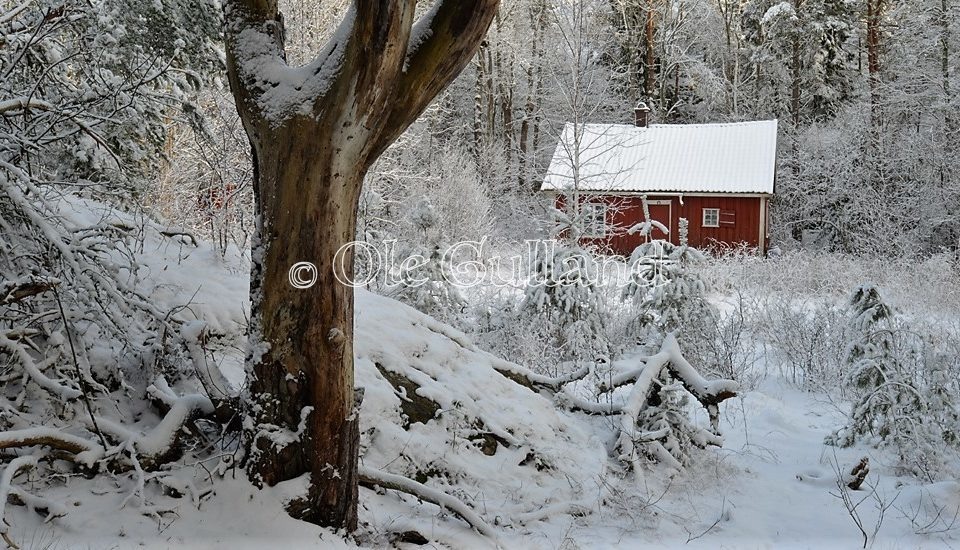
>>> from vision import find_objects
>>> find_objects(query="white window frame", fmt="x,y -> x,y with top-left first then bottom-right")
582,203 -> 607,238
702,208 -> 720,228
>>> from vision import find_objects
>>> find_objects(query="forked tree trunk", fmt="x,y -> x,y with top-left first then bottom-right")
224,0 -> 499,531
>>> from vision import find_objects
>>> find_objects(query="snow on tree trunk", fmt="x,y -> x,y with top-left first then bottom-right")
223,0 -> 500,530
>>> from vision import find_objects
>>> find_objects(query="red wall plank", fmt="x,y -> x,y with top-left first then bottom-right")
557,193 -> 764,255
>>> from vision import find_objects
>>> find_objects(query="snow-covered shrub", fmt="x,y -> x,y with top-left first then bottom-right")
621,234 -> 712,348
598,334 -> 738,472
149,90 -> 255,257
827,285 -> 960,480
386,200 -> 468,326
473,290 -> 550,371
2,0 -> 218,196
830,285 -> 911,446
391,243 -> 468,326
682,293 -> 766,389
364,133 -> 494,248
0,3 -> 227,538
760,299 -> 849,392
516,241 -> 610,376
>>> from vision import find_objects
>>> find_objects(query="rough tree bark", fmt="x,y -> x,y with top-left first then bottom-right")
643,0 -> 657,101
223,0 -> 499,530
865,0 -> 884,128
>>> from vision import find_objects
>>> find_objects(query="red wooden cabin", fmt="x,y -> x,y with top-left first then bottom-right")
542,111 -> 777,255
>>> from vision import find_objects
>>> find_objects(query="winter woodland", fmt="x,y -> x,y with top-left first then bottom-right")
1,0 -> 959,548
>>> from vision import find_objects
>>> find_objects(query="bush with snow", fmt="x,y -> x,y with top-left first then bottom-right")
827,285 -> 960,481
621,227 -> 713,355
518,240 -> 610,375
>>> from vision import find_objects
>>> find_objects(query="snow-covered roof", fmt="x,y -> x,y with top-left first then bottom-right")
541,119 -> 778,195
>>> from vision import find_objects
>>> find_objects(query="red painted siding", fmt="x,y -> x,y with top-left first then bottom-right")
556,193 -> 766,256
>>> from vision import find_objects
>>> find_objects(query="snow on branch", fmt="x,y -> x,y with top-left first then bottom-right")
0,100 -> 120,167
0,97 -> 56,116
1,456 -> 39,537
597,362 -> 651,394
659,334 -> 739,431
0,275 -> 59,305
180,322 -> 233,399
83,382 -> 215,470
0,0 -> 33,25
582,334 -> 738,469
557,393 -> 621,415
627,219 -> 669,238
492,360 -> 590,392
615,346 -> 674,462
0,331 -> 82,400
82,382 -> 217,469
0,428 -> 104,467
359,465 -> 498,541
135,392 -> 214,461
0,455 -> 69,541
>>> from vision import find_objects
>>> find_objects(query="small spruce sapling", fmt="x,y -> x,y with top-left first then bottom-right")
622,217 -> 711,344
828,285 -> 909,446
521,239 -> 610,371
635,372 -> 697,469
619,216 -> 719,467
393,199 -> 467,323
826,285 -> 958,479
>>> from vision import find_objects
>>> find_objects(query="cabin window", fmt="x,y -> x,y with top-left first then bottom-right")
702,208 -> 720,228
582,203 -> 607,237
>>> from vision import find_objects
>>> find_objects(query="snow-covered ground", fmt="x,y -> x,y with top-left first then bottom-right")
4,205 -> 958,549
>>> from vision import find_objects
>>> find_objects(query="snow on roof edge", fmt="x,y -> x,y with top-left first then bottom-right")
541,119 -> 778,195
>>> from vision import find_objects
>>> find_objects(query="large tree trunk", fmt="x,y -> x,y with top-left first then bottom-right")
224,0 -> 499,531
246,120 -> 365,527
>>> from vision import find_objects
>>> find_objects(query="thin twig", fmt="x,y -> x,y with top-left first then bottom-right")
52,286 -> 108,450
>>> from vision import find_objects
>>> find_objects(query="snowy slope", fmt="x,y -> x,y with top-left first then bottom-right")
353,289 -> 609,548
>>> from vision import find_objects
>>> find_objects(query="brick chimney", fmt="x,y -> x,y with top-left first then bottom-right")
634,101 -> 650,127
